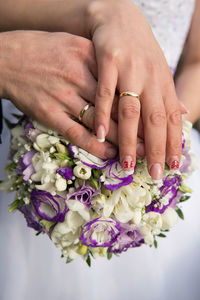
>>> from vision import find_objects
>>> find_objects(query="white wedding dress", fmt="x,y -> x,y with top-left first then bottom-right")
0,1 -> 200,300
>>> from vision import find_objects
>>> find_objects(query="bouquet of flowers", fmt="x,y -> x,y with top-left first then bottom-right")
0,116 -> 196,265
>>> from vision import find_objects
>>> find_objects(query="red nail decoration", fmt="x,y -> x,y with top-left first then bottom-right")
124,161 -> 129,168
171,160 -> 179,170
123,160 -> 134,169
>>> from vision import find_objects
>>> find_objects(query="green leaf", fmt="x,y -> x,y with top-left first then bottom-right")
154,240 -> 158,248
35,231 -> 42,236
176,208 -> 184,220
179,184 -> 193,194
179,195 -> 190,203
92,169 -> 101,179
86,254 -> 91,267
107,251 -> 112,260
66,257 -> 73,264
157,233 -> 166,238
53,153 -> 71,160
8,199 -> 24,213
66,160 -> 74,168
40,219 -> 56,232
4,118 -> 16,129
5,162 -> 17,171
90,177 -> 99,190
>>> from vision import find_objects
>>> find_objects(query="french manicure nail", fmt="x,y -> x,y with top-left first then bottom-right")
105,147 -> 117,158
169,157 -> 179,170
97,125 -> 105,143
121,156 -> 135,171
150,163 -> 163,180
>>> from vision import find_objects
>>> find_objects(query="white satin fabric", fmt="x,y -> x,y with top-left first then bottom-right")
0,1 -> 199,300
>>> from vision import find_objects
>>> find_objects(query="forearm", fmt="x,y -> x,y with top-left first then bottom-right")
175,61 -> 200,123
0,0 -> 91,37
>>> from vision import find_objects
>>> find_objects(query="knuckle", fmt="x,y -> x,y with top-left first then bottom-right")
167,139 -> 182,153
104,47 -> 120,62
121,101 -> 140,120
168,109 -> 182,125
97,84 -> 113,99
149,111 -> 166,126
64,125 -> 80,141
150,147 -> 165,159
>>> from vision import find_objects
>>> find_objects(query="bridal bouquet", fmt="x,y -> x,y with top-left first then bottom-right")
0,116 -> 196,265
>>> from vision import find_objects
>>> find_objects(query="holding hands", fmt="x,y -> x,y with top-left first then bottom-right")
0,0 -> 190,181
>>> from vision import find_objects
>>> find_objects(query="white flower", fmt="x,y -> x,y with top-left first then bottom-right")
73,163 -> 92,180
35,133 -> 51,149
55,177 -> 67,191
132,208 -> 142,225
161,207 -> 178,230
140,225 -> 154,245
67,199 -> 90,222
143,212 -> 162,235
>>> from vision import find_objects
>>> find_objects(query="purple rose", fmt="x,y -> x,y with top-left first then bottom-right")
109,223 -> 144,253
80,217 -> 121,247
66,185 -> 100,209
31,189 -> 68,222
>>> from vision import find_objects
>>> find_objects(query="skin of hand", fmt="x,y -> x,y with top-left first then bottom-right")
175,0 -> 200,123
0,30 -> 120,159
0,0 -> 185,179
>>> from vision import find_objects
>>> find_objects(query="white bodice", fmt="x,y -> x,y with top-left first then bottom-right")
133,0 -> 196,70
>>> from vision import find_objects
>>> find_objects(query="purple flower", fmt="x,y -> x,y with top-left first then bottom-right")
80,217 -> 121,247
56,166 -> 73,180
146,175 -> 181,214
31,189 -> 68,222
18,204 -> 45,233
66,185 -> 100,209
180,147 -> 191,173
109,223 -> 144,253
16,150 -> 36,182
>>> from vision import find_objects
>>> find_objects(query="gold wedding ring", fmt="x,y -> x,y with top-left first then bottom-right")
119,91 -> 140,99
78,103 -> 92,122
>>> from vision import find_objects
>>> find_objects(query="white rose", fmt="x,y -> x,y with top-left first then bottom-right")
161,207 -> 178,230
73,163 -> 92,180
143,212 -> 162,235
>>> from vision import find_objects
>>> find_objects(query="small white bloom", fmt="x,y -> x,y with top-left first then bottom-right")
161,207 -> 178,230
132,208 -> 142,225
35,133 -> 51,149
55,177 -> 67,191
140,225 -> 154,245
73,163 -> 92,180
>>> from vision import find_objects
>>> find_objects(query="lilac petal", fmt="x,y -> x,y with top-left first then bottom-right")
23,164 -> 35,182
23,151 -> 36,167
56,167 -> 73,180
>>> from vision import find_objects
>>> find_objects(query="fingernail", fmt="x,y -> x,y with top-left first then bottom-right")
180,102 -> 190,114
105,147 -> 117,158
121,156 -> 135,171
169,156 -> 179,170
150,163 -> 163,180
136,143 -> 145,158
97,125 -> 105,143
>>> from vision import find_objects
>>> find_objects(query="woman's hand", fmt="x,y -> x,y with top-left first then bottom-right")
85,0 -> 182,178
0,31 -> 119,158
